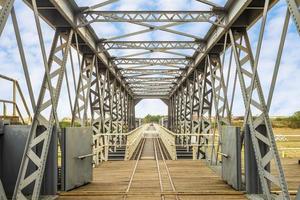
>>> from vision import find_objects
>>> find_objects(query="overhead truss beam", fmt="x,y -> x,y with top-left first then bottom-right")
99,41 -> 205,51
79,11 -> 225,26
113,58 -> 191,66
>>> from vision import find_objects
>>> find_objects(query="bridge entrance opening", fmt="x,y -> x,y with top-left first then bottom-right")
0,0 -> 299,199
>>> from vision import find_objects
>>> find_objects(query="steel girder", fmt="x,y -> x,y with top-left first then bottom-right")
89,61 -> 106,164
99,41 -> 205,51
113,58 -> 191,66
0,0 -> 15,36
91,68 -> 132,163
169,64 -> 212,159
125,77 -> 176,82
207,54 -> 231,164
79,10 -> 225,25
14,29 -> 74,199
229,28 -> 289,199
71,55 -> 95,126
121,69 -> 182,76
286,0 -> 300,34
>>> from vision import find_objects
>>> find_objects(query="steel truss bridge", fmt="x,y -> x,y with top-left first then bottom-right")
0,0 -> 299,200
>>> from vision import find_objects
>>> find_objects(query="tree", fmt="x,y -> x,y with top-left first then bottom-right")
143,114 -> 164,123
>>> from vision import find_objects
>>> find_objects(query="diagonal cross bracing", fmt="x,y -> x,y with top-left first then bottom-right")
79,11 -> 225,26
113,58 -> 191,66
100,41 -> 205,51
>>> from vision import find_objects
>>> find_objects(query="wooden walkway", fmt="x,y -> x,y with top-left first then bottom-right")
58,126 -> 299,200
59,160 -> 246,200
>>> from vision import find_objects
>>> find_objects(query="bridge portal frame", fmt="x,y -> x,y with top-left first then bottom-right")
0,0 -> 298,199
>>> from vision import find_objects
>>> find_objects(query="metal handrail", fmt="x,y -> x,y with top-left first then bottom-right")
93,125 -> 145,164
0,74 -> 32,124
125,125 -> 146,160
155,124 -> 177,160
0,99 -> 25,124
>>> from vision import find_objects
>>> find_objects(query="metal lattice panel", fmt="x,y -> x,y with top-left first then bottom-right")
79,10 -> 225,25
14,30 -> 74,199
100,41 -> 205,51
229,29 -> 289,199
72,56 -> 95,126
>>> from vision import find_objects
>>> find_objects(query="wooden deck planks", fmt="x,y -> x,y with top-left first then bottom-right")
59,160 -> 247,200
59,158 -> 299,199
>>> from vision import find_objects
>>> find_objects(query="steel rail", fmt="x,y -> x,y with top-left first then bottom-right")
153,138 -> 165,200
123,138 -> 146,200
154,137 -> 179,200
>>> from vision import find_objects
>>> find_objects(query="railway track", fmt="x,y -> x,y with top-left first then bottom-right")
124,127 -> 179,200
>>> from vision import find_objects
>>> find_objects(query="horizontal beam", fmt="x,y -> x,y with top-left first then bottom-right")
79,11 -> 225,25
132,88 -> 171,91
113,58 -> 191,65
125,77 -> 176,81
99,41 -> 205,51
131,87 -> 172,90
134,95 -> 169,99
129,83 -> 174,86
134,92 -> 169,96
121,69 -> 182,76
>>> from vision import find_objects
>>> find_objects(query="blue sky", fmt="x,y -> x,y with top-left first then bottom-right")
0,0 -> 299,118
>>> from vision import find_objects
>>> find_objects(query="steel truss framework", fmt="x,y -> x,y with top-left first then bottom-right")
0,0 -> 299,199
99,41 -> 206,51
79,10 -> 226,26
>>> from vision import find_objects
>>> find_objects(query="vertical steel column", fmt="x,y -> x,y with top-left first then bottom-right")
102,69 -> 112,134
89,59 -> 103,165
198,61 -> 213,160
89,59 -> 102,136
175,91 -> 180,133
190,70 -> 202,158
120,88 -> 125,133
229,29 -> 289,199
127,96 -> 132,131
172,95 -> 176,131
169,96 -> 174,130
94,68 -> 109,163
185,78 -> 193,136
72,55 -> 95,126
110,79 -> 118,135
124,93 -> 129,132
207,54 -> 231,165
13,29 -> 73,200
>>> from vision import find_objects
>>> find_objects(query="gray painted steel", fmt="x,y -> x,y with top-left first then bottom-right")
61,127 -> 93,191
245,125 -> 270,194
1,0 -> 295,199
0,125 -> 57,197
221,126 -> 242,191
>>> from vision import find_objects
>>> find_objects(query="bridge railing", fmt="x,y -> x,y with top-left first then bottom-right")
93,125 -> 146,164
275,134 -> 300,158
155,124 -> 177,160
124,125 -> 146,160
0,74 -> 32,124
93,132 -> 126,164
